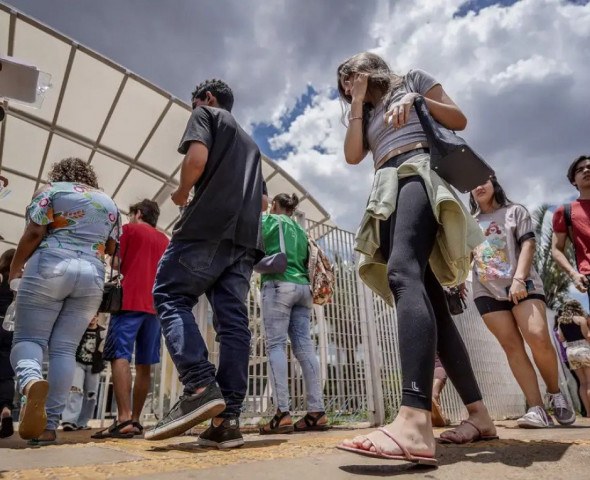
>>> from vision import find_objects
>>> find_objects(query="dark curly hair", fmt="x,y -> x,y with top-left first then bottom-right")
129,199 -> 160,228
47,157 -> 99,189
191,79 -> 234,112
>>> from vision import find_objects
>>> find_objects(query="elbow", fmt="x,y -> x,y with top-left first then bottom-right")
344,150 -> 363,165
454,114 -> 468,131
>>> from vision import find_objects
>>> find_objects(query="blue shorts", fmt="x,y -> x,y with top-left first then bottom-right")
103,311 -> 161,365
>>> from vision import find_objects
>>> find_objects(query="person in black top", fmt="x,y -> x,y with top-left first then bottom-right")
0,248 -> 16,438
557,300 -> 590,416
146,79 -> 264,448
61,314 -> 106,431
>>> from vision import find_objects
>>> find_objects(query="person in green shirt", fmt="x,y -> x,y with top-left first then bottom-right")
259,193 -> 329,434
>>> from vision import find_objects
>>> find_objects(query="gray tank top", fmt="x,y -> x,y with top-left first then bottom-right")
366,69 -> 438,168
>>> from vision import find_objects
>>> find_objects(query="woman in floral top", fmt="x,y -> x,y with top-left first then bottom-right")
9,157 -> 119,444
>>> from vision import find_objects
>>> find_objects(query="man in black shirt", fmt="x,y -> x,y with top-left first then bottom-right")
146,80 -> 264,448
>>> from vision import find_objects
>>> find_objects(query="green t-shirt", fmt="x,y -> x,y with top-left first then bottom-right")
261,214 -> 309,285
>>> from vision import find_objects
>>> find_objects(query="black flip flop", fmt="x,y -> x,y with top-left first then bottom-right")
91,420 -> 135,439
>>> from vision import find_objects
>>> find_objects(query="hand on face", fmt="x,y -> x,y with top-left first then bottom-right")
342,73 -> 369,103
384,93 -> 419,129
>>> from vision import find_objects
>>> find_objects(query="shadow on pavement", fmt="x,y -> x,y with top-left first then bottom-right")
338,439 -> 572,476
149,438 -> 288,453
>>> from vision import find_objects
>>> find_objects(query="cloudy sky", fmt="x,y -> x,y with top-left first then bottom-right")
4,0 -> 589,233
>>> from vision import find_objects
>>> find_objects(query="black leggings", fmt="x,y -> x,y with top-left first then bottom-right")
379,176 -> 482,411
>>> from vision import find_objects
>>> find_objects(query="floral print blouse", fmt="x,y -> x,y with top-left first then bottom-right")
26,182 -> 120,260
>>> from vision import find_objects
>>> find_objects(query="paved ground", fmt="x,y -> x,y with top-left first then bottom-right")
1,418 -> 589,479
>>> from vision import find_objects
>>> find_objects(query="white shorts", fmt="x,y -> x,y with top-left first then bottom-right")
566,340 -> 590,370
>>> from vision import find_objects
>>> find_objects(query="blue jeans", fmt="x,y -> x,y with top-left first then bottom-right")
61,362 -> 100,427
10,248 -> 104,430
153,239 -> 255,418
261,281 -> 324,412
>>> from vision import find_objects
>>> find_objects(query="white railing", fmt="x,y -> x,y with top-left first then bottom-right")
98,220 -> 571,427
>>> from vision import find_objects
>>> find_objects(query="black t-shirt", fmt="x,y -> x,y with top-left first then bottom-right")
76,325 -> 105,366
173,106 -> 264,258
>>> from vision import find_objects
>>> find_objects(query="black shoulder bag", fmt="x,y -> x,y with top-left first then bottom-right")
404,74 -> 495,193
99,215 -> 123,314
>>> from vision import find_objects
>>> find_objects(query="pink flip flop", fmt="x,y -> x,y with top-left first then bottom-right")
337,427 -> 438,466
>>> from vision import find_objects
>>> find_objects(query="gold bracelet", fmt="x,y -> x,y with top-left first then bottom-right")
348,115 -> 362,121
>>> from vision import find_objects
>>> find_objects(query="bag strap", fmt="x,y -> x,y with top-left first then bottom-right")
563,203 -> 579,269
564,203 -> 573,240
277,216 -> 286,254
108,213 -> 122,282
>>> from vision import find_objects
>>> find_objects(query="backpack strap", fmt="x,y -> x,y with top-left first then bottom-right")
564,203 -> 573,240
563,203 -> 579,269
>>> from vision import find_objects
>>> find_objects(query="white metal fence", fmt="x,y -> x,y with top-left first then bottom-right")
97,220 -> 570,427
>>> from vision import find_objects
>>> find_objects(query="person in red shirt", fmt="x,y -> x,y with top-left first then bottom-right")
552,155 -> 590,301
97,200 -> 169,438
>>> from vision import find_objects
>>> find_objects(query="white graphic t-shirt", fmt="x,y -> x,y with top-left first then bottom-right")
472,204 -> 544,300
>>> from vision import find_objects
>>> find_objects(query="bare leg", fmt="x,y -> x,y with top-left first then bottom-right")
482,310 -> 544,406
576,367 -> 590,416
131,364 -> 152,426
111,359 -> 134,434
513,300 -> 560,394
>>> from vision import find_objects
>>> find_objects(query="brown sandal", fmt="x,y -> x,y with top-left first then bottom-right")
438,420 -> 499,444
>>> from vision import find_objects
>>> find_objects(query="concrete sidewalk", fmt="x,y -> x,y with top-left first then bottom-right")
1,418 -> 589,479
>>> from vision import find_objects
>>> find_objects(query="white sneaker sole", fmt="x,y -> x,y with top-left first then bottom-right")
197,436 -> 245,449
516,419 -> 551,429
144,398 -> 226,441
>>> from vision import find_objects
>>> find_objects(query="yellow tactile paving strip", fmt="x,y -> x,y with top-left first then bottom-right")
3,421 -> 590,480
3,431 -> 351,480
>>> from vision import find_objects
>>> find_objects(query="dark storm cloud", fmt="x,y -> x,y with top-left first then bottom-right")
5,0 -> 378,123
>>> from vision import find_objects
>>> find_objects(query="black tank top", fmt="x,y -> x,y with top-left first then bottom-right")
560,322 -> 585,342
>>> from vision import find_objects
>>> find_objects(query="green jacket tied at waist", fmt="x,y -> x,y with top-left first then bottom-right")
355,153 -> 484,306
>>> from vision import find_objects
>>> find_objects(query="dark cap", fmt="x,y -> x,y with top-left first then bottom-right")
567,155 -> 590,183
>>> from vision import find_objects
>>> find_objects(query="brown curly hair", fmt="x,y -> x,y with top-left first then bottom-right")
557,299 -> 587,325
47,157 -> 99,189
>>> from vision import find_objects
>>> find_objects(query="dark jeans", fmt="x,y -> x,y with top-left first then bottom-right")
153,239 -> 255,418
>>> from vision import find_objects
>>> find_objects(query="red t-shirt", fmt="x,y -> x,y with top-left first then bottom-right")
119,223 -> 169,314
553,200 -> 590,274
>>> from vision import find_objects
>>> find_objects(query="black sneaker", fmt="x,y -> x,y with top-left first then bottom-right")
197,417 -> 244,449
61,422 -> 77,432
145,382 -> 226,441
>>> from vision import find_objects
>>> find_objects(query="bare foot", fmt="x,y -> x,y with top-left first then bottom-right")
341,406 -> 435,457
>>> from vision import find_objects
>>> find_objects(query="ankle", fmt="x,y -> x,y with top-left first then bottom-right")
396,406 -> 432,429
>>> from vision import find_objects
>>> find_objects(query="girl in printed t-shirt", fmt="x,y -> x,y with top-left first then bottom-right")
470,177 -> 575,428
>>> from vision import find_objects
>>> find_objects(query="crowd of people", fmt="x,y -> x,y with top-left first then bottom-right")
0,50 -> 588,467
